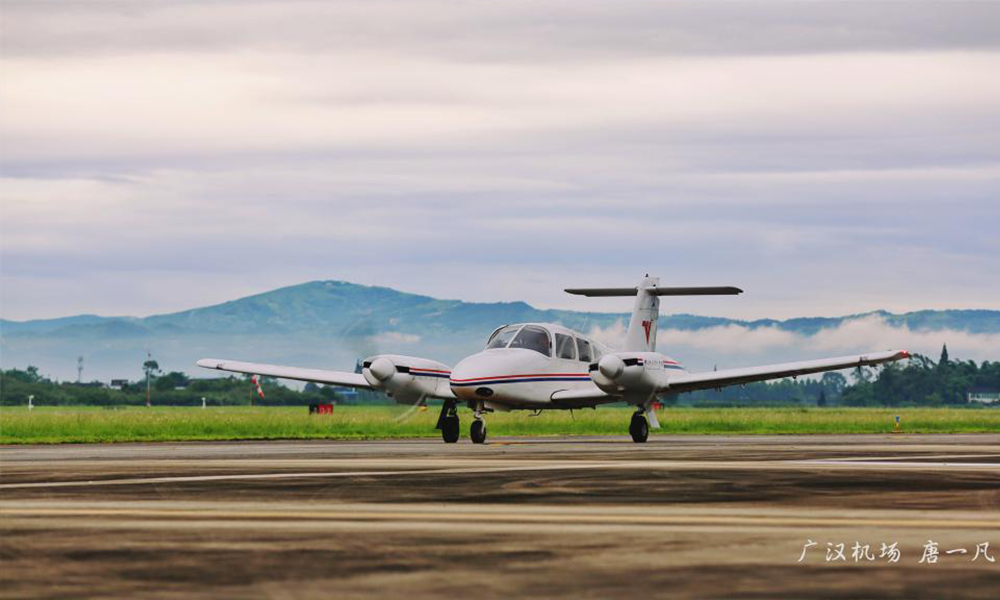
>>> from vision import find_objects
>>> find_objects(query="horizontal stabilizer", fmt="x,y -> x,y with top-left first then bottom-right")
564,287 -> 640,297
565,286 -> 743,297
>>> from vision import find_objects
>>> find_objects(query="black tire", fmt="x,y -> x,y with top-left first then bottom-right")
629,413 -> 649,443
441,415 -> 460,443
470,419 -> 487,444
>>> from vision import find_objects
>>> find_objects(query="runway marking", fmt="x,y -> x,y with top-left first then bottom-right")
3,506 -> 999,530
792,460 -> 1000,468
805,453 -> 1000,462
3,456 -> 999,490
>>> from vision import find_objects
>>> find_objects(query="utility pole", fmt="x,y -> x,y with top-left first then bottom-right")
146,353 -> 151,407
77,356 -> 84,383
142,351 -> 159,408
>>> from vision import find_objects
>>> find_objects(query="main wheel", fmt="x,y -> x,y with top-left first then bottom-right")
629,413 -> 649,443
470,419 -> 487,444
441,414 -> 460,443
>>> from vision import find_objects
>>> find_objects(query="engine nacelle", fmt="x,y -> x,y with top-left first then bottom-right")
589,351 -> 686,398
361,354 -> 452,404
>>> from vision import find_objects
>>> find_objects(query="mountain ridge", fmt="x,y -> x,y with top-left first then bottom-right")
3,280 -> 998,337
2,280 -> 998,381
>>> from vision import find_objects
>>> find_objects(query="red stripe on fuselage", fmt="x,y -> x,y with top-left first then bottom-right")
449,372 -> 589,383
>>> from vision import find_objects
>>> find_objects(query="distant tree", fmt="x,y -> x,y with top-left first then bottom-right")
142,358 -> 160,406
817,389 -> 827,407
939,344 -> 950,366
3,366 -> 45,384
155,371 -> 190,391
143,359 -> 160,380
820,372 -> 847,397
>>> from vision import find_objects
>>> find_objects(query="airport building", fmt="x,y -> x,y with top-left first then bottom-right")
967,387 -> 1000,405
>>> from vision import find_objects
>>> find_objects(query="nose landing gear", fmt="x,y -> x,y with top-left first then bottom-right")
470,402 -> 488,444
629,410 -> 649,443
470,418 -> 487,444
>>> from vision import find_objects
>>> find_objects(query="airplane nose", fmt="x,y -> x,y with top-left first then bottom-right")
449,353 -> 494,401
450,349 -> 543,404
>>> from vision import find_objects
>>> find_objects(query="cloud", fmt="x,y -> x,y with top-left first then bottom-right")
1,1 -> 998,321
4,1 -> 999,60
370,332 -> 421,346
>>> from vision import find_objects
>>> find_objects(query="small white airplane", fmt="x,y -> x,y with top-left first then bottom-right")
197,275 -> 909,444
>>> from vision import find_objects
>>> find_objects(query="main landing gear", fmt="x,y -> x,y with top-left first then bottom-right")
629,410 -> 649,443
436,401 -> 488,444
437,400 -> 460,443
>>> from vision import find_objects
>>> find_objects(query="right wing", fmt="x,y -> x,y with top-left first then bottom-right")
663,350 -> 909,394
196,358 -> 371,389
550,349 -> 908,405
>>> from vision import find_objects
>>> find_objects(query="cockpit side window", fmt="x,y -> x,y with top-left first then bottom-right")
555,333 -> 576,360
576,338 -> 593,362
509,325 -> 551,356
486,325 -> 521,349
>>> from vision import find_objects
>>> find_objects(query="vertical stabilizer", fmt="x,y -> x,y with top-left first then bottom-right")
564,278 -> 742,352
625,275 -> 659,351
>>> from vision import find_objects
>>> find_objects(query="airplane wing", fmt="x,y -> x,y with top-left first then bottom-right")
196,358 -> 372,388
663,350 -> 909,394
550,349 -> 908,404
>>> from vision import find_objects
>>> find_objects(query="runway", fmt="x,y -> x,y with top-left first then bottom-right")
2,434 -> 999,599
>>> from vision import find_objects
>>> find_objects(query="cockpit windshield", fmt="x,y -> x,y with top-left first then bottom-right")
509,325 -> 551,356
486,325 -> 521,349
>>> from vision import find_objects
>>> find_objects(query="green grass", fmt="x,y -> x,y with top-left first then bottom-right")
1,406 -> 997,444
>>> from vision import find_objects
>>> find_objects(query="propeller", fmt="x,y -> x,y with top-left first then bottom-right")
645,405 -> 661,429
392,398 -> 428,423
344,315 -> 381,368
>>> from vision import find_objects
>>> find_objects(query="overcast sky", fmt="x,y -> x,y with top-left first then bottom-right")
2,0 -> 999,322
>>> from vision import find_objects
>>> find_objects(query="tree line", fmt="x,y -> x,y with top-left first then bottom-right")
0,366 -> 388,407
1,346 -> 997,407
682,345 -> 998,407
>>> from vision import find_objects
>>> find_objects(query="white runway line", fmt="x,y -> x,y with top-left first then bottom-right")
3,455 -> 1000,490
792,460 -> 1000,468
4,501 -> 1000,530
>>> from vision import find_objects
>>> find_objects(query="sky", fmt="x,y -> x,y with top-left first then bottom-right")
2,0 -> 999,323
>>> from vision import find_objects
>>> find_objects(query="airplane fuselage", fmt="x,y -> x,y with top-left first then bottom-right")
365,321 -> 686,410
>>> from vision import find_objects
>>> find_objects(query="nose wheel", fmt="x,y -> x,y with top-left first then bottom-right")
629,411 -> 649,443
470,418 -> 487,444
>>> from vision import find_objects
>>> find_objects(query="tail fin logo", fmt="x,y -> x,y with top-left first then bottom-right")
641,320 -> 652,344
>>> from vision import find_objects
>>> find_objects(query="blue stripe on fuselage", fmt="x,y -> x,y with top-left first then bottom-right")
450,376 -> 592,387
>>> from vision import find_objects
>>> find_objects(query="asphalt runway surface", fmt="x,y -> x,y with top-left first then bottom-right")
2,434 -> 999,600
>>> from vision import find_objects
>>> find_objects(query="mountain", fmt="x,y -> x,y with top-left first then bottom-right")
2,280 -> 998,381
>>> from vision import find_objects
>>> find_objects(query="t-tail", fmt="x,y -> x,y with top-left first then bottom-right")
565,275 -> 744,352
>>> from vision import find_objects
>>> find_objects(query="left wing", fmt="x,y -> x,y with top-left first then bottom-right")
196,358 -> 371,388
664,350 -> 909,394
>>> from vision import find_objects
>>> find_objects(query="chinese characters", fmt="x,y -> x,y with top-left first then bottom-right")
798,540 -> 994,564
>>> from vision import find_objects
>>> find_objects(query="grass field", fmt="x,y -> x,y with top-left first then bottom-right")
1,405 -> 998,444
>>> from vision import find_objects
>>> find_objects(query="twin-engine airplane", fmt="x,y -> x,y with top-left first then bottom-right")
198,275 -> 909,444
